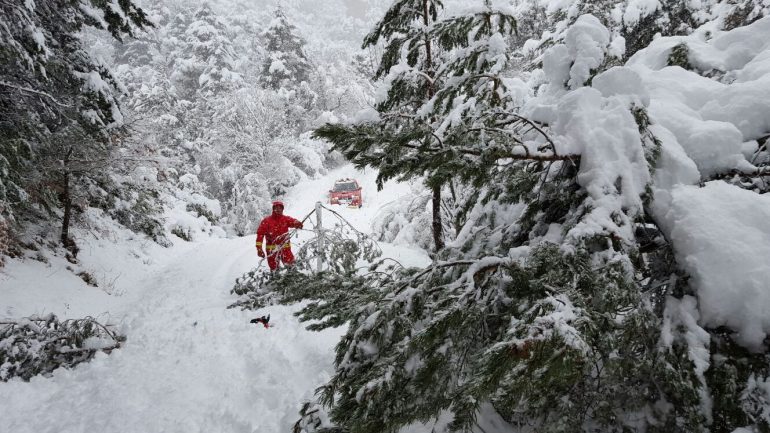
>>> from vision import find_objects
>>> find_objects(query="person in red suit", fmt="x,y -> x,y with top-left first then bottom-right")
256,201 -> 303,270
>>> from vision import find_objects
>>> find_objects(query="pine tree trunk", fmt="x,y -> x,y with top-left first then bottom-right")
428,157 -> 444,251
60,147 -> 76,256
60,170 -> 72,250
423,0 -> 443,252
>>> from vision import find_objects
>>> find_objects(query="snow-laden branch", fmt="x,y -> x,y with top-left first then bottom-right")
0,81 -> 72,107
411,69 -> 435,86
377,110 -> 575,163
713,166 -> 770,179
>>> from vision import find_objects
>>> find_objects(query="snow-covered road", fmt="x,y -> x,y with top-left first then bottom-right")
0,235 -> 345,432
0,166 -> 430,432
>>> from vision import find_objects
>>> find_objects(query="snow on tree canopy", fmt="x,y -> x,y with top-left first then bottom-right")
531,12 -> 770,349
624,15 -> 770,349
551,86 -> 650,246
527,18 -> 651,250
563,15 -> 611,89
658,182 -> 770,349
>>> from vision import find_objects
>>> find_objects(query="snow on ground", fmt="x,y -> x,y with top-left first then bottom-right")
0,165 -> 428,432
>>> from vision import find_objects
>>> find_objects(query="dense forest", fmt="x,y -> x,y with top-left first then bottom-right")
1,0 -> 373,256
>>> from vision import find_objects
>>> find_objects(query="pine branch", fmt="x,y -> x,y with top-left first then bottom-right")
510,113 -> 559,155
711,165 -> 770,180
0,81 -> 72,107
455,146 -> 579,163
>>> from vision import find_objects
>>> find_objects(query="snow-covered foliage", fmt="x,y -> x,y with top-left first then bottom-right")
514,0 -> 770,61
0,0 -> 377,394
260,10 -> 312,90
110,2 -> 372,238
371,189 -> 434,251
0,314 -> 123,382
5,0 -> 770,431
264,1 -> 770,432
2,0 -> 376,254
316,0 -> 520,252
0,0 -> 151,252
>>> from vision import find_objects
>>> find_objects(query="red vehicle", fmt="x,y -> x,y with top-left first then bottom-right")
329,178 -> 363,207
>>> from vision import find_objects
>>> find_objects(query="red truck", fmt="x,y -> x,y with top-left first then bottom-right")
329,178 -> 363,208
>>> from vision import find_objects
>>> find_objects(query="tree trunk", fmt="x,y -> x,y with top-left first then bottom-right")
60,170 -> 72,249
60,147 -> 76,256
428,162 -> 444,253
423,0 -> 443,253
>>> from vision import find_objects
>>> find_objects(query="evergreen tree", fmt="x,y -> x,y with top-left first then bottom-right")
315,0 -> 525,252
168,2 -> 240,110
246,4 -> 721,433
0,0 -> 151,246
314,0 -> 445,252
260,9 -> 313,90
257,10 -> 319,138
722,0 -> 770,29
110,4 -> 336,238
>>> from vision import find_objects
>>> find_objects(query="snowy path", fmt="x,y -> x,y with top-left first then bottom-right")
0,166 -> 429,432
1,235 -> 345,432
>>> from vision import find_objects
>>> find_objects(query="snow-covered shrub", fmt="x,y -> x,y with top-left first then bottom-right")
0,314 -> 124,381
110,187 -> 170,247
166,174 -> 225,242
77,270 -> 98,287
170,226 -> 193,242
279,133 -> 330,178
263,153 -> 305,197
186,203 -> 218,224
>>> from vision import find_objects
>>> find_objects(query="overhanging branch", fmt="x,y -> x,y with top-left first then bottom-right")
0,81 -> 72,107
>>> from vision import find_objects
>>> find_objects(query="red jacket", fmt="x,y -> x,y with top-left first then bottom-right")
256,213 -> 302,251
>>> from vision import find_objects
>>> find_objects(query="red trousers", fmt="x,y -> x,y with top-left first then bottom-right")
267,247 -> 295,271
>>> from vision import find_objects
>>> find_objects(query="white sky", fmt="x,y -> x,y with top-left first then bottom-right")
343,0 -> 369,18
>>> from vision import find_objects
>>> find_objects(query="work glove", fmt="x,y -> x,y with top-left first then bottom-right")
257,248 -> 265,258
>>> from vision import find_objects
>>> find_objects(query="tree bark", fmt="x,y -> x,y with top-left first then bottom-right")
60,171 -> 72,249
430,192 -> 444,254
422,0 -> 444,252
60,147 -> 76,256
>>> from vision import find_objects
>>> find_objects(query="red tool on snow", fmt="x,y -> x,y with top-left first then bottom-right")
250,315 -> 271,328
